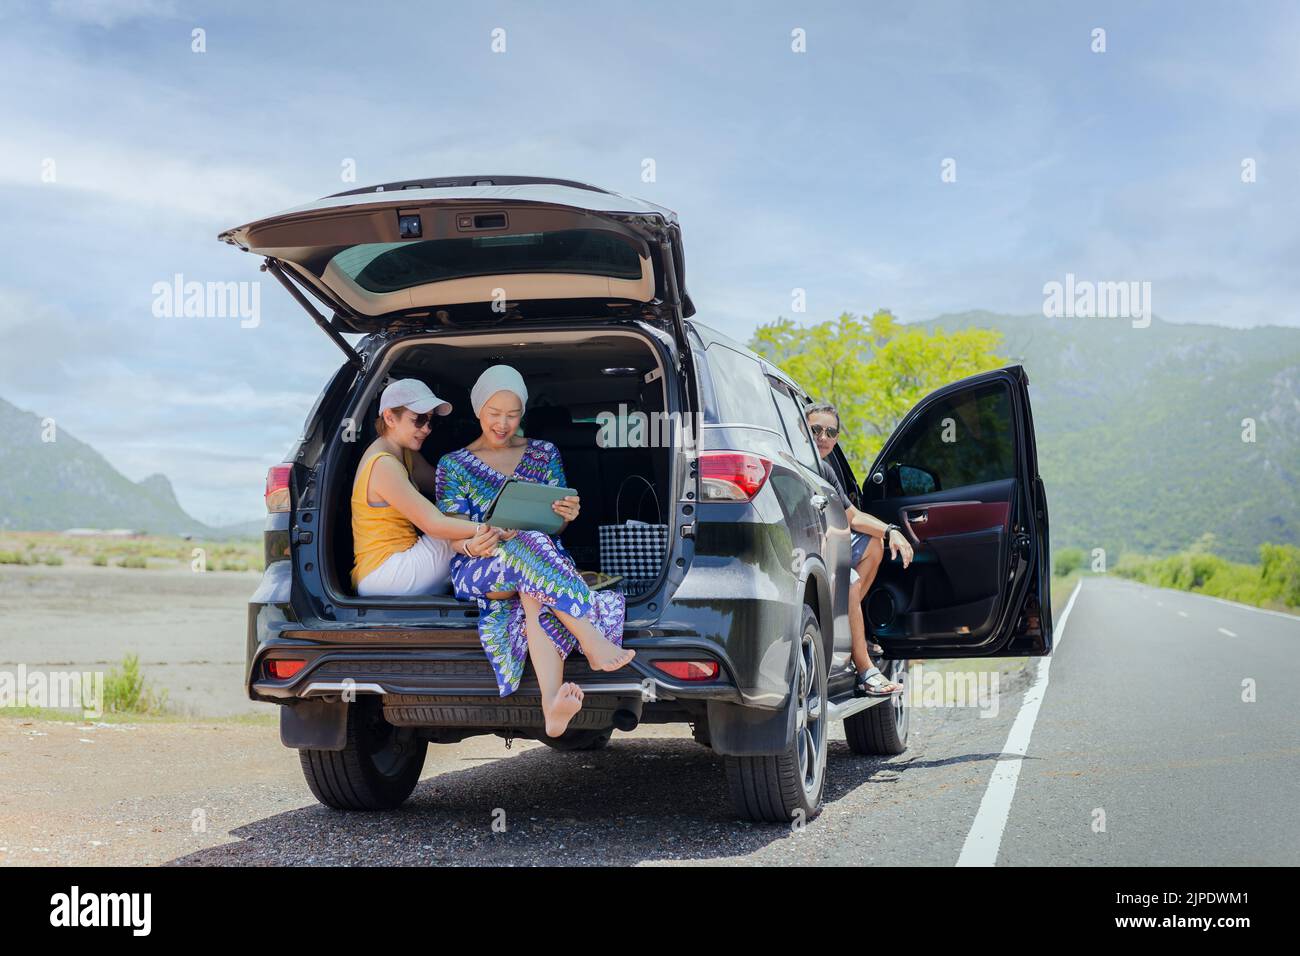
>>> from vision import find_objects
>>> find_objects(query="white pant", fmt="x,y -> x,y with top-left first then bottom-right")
356,534 -> 454,597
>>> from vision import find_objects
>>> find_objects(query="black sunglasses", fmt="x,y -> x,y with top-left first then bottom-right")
809,423 -> 839,439
406,410 -> 435,428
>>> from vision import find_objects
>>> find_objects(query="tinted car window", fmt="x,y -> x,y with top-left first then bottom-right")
770,383 -> 821,473
331,229 -> 643,294
704,345 -> 783,432
882,382 -> 1015,495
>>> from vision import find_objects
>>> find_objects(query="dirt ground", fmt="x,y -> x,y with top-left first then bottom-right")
0,711 -> 717,866
0,561 -> 702,865
0,562 -> 268,717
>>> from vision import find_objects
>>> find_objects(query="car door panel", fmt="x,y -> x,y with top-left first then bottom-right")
859,367 -> 1050,658
899,496 -> 1011,544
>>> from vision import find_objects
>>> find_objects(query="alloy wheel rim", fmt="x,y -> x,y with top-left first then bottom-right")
889,658 -> 910,734
795,631 -> 825,794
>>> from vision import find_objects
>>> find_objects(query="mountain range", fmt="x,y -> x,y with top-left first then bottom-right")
916,311 -> 1300,564
0,396 -> 258,539
2,311 -> 1296,560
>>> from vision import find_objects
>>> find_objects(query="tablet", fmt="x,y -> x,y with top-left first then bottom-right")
481,479 -> 577,534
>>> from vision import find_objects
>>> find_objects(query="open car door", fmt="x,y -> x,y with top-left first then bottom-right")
851,366 -> 1051,658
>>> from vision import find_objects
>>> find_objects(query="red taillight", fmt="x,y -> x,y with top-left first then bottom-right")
652,660 -> 719,681
265,464 -> 291,513
699,452 -> 773,501
265,659 -> 305,679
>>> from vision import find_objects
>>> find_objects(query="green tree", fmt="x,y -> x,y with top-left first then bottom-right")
749,310 -> 1005,469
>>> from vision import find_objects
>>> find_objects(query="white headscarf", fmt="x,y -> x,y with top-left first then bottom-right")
470,364 -> 528,417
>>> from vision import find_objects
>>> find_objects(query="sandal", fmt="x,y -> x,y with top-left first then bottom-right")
856,666 -> 904,698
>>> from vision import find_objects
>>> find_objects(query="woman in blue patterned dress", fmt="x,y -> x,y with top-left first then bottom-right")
434,364 -> 633,738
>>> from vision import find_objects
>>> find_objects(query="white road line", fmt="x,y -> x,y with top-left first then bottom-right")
1151,586 -> 1300,623
1218,627 -> 1237,637
1177,610 -> 1189,618
956,577 -> 1082,868
1091,576 -> 1299,622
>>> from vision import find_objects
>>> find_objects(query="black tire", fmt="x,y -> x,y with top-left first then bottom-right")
724,606 -> 828,824
537,728 -> 612,752
298,698 -> 427,811
844,657 -> 910,755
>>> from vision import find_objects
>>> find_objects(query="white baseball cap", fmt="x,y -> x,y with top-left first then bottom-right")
379,378 -> 452,416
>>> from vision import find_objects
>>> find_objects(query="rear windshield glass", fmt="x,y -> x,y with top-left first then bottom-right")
330,229 -> 643,293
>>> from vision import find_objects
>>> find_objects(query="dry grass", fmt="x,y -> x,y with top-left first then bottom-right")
0,530 -> 262,572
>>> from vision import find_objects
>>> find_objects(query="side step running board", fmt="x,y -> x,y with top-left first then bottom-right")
825,694 -> 886,721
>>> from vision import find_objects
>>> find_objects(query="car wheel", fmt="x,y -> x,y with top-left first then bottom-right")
724,605 -> 828,824
537,728 -> 612,751
298,697 -> 427,811
844,657 -> 910,755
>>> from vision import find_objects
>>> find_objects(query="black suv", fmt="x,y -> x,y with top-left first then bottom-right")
222,176 -> 1052,823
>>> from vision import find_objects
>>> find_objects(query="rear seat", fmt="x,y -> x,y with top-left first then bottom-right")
526,407 -> 604,569
527,406 -> 666,575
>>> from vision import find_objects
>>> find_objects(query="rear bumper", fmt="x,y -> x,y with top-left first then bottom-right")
248,625 -> 746,707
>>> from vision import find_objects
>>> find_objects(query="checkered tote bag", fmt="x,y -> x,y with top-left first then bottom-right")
598,474 -> 668,598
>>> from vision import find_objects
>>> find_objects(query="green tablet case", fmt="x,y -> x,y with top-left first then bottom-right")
482,479 -> 577,534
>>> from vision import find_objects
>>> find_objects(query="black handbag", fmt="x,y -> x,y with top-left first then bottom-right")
598,474 -> 668,597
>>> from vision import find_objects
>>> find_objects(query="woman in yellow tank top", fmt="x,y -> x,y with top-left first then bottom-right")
351,379 -> 505,595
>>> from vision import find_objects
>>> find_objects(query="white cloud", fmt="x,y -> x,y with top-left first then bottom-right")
48,0 -> 177,29
0,124 -> 301,224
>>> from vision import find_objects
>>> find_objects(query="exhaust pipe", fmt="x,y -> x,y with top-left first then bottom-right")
612,700 -> 642,732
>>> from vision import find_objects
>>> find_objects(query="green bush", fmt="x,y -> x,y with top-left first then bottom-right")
0,550 -> 31,565
91,555 -> 108,567
103,653 -> 169,715
1260,543 -> 1300,607
1114,542 -> 1299,610
1112,552 -> 1154,580
118,555 -> 149,569
40,554 -> 63,566
1053,547 -> 1085,577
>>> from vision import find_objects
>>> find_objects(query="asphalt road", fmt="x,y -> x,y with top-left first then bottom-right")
994,576 -> 1300,865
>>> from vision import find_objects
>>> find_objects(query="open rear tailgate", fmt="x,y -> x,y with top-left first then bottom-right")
218,177 -> 693,334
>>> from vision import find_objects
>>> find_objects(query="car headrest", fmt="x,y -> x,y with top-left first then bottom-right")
541,420 -> 601,448
526,406 -> 601,448
526,406 -> 570,434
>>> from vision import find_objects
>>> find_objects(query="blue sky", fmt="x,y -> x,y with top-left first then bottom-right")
1,0 -> 1297,524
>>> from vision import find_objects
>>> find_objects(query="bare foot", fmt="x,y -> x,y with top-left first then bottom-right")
584,637 -> 636,672
544,682 -> 584,737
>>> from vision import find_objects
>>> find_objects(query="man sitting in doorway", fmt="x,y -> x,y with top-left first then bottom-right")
805,402 -> 914,696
